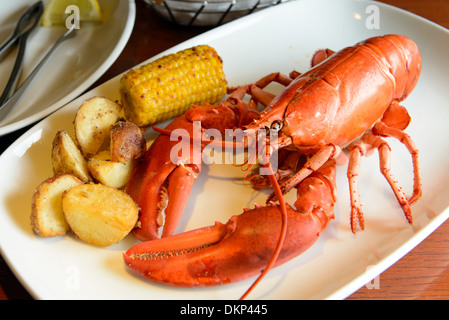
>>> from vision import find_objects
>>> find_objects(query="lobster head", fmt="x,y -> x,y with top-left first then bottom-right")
242,102 -> 291,165
243,74 -> 336,156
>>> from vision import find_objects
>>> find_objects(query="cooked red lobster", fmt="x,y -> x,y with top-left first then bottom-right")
124,35 -> 422,298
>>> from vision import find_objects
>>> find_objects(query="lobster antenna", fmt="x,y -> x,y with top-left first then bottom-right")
239,160 -> 288,300
152,125 -> 246,149
240,138 -> 263,180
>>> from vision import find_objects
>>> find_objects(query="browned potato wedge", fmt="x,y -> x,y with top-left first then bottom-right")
87,150 -> 136,189
62,183 -> 139,246
110,121 -> 146,162
52,129 -> 91,182
31,174 -> 84,238
74,97 -> 124,157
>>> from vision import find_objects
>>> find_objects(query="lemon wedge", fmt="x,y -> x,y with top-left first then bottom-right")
41,0 -> 102,27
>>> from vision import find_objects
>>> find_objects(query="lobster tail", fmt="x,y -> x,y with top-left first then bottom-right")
363,35 -> 421,101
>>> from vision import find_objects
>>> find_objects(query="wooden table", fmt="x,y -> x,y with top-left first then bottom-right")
1,0 -> 448,300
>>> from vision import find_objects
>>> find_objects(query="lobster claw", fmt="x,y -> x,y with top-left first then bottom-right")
123,160 -> 336,289
126,91 -> 259,242
126,116 -> 201,241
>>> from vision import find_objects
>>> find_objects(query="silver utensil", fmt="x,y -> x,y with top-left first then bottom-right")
0,1 -> 44,61
0,1 -> 44,106
0,19 -> 78,122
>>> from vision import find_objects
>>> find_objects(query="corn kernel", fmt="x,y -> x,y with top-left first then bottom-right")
120,45 -> 228,127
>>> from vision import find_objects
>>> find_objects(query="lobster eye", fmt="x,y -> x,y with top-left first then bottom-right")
270,120 -> 283,132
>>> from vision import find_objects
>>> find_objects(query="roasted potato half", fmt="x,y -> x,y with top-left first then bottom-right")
52,129 -> 91,182
110,121 -> 146,162
74,97 -> 124,157
62,183 -> 139,247
87,150 -> 136,189
31,174 -> 84,238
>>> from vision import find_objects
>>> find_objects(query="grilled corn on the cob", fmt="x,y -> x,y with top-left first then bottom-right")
120,45 -> 227,127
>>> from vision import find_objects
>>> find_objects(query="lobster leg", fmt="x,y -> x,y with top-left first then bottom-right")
243,73 -> 295,108
348,133 -> 412,233
267,144 -> 347,202
243,61 -> 328,113
254,72 -> 294,88
311,49 -> 336,67
365,133 -> 412,221
347,142 -> 368,232
123,160 -> 336,297
375,101 -> 421,204
244,71 -> 311,109
248,149 -> 303,189
347,100 -> 420,233
248,85 -> 277,107
373,120 -> 422,204
347,130 -> 414,233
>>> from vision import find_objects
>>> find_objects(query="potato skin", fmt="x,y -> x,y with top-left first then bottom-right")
62,183 -> 139,247
52,130 -> 91,183
74,97 -> 124,157
110,121 -> 146,162
31,174 -> 84,238
33,96 -> 145,246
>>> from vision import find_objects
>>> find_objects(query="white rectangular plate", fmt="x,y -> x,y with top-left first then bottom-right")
1,0 -> 448,300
